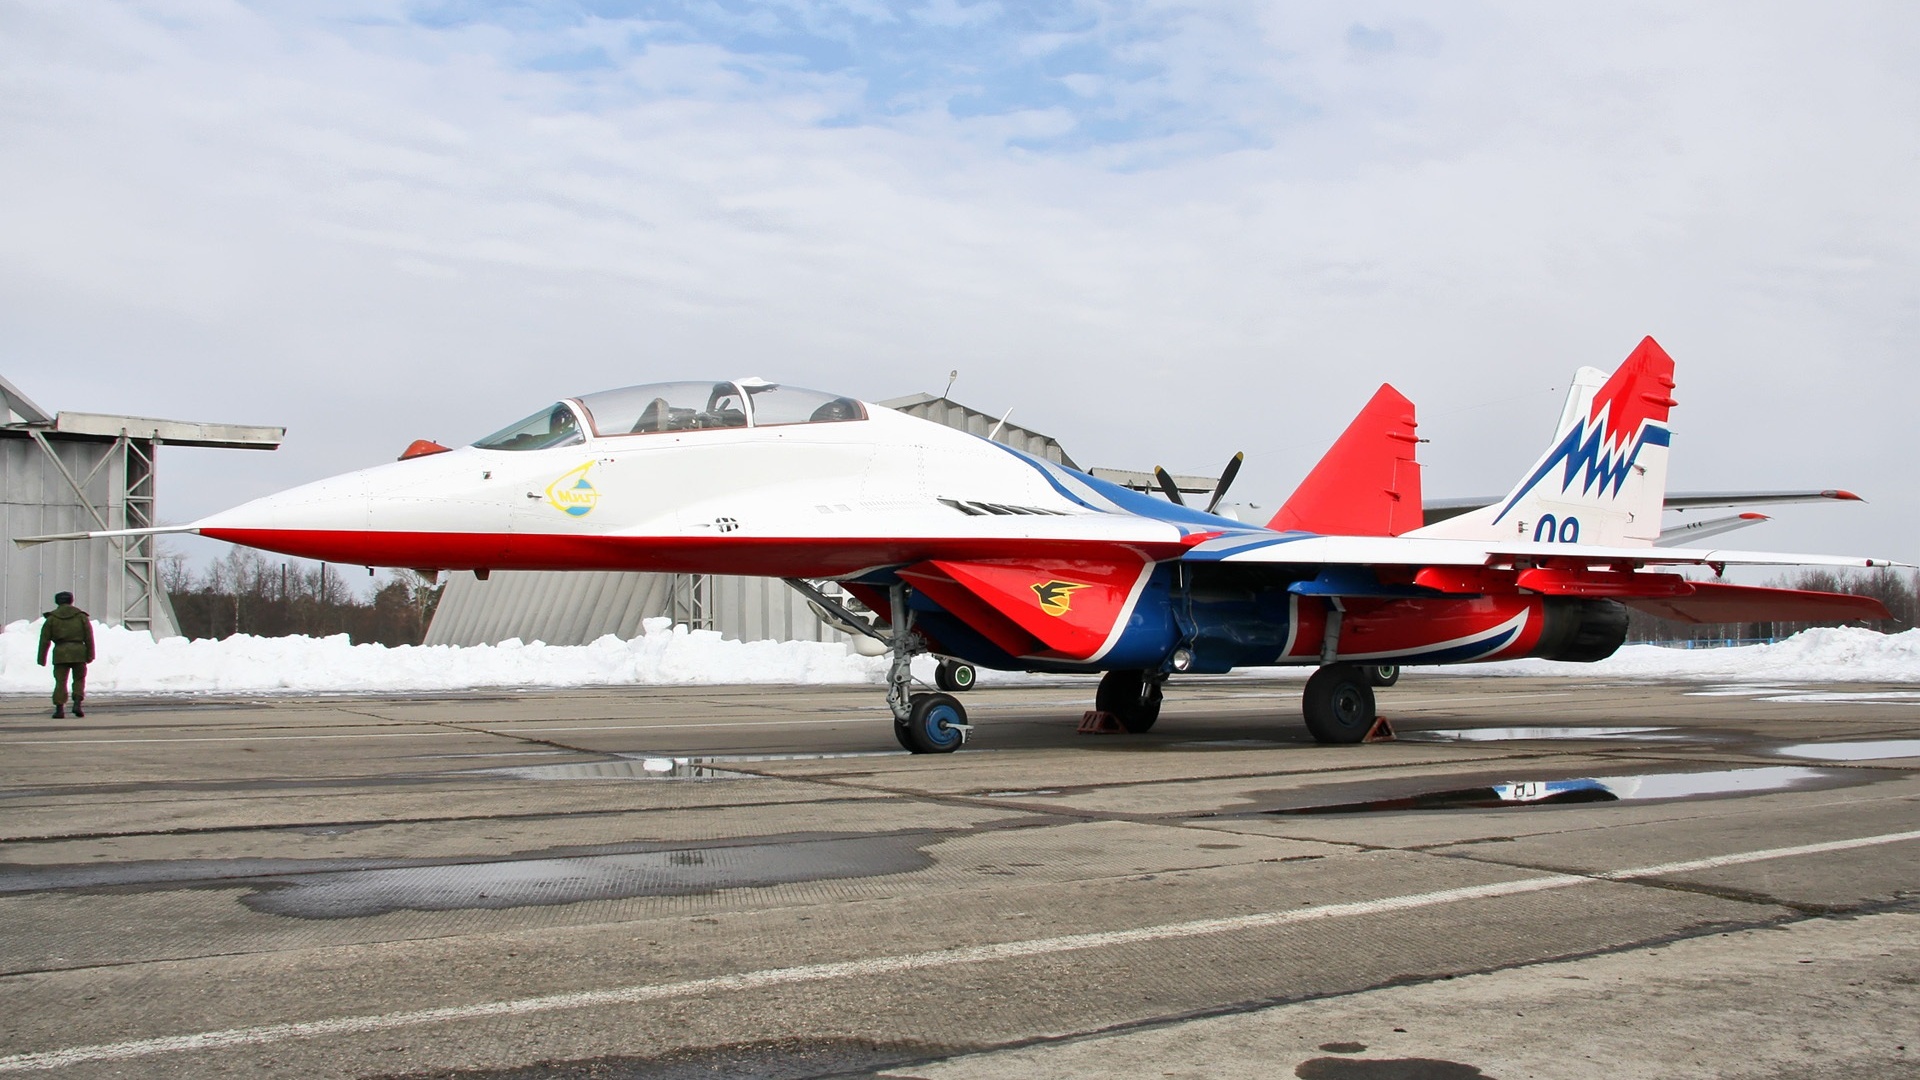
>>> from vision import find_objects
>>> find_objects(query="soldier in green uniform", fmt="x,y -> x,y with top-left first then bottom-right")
36,591 -> 95,719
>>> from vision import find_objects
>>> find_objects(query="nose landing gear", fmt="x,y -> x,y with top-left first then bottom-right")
879,583 -> 970,754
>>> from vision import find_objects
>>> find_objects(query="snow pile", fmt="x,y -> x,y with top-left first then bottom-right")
0,617 -> 900,696
1464,627 -> 1920,683
0,620 -> 1913,697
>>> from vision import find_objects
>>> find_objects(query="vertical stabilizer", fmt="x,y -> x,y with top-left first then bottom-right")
1268,384 -> 1423,536
1411,337 -> 1676,546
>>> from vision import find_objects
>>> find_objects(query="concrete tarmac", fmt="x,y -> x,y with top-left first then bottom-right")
0,673 -> 1915,1078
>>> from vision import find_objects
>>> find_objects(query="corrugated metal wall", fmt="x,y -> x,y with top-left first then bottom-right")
0,432 -> 176,636
424,571 -> 846,647
879,395 -> 1076,467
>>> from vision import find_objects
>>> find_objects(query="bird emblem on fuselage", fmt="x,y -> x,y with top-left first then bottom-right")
1031,579 -> 1089,617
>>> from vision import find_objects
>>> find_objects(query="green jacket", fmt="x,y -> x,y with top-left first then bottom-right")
37,605 -> 95,666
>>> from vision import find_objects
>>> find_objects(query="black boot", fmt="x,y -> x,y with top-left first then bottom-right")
52,705 -> 64,719
73,703 -> 84,718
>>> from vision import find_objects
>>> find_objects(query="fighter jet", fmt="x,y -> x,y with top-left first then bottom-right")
28,338 -> 1905,752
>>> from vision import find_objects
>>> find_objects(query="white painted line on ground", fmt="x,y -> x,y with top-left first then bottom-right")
5,827 -> 1919,1072
1598,829 -> 1920,880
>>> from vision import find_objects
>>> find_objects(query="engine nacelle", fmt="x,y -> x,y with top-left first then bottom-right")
1524,597 -> 1630,663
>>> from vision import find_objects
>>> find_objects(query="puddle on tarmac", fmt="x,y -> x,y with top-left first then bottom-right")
1773,739 -> 1920,761
1272,765 -> 1849,814
474,749 -> 923,781
475,757 -> 753,781
1760,691 -> 1920,704
1399,726 -> 1677,743
233,833 -> 939,919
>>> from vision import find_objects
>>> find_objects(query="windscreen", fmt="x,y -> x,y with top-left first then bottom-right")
473,403 -> 586,451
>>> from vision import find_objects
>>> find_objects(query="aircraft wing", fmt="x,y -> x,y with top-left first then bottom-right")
1422,488 -> 1864,526
1197,533 -> 1905,573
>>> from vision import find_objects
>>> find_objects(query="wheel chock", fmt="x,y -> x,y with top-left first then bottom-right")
1078,710 -> 1125,734
1363,716 -> 1396,743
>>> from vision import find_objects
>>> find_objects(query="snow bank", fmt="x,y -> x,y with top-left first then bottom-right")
0,617 -> 900,696
1458,626 -> 1920,683
0,620 -> 1913,697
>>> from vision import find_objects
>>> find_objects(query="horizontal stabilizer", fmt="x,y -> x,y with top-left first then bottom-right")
1655,512 -> 1769,547
1624,582 -> 1891,625
1269,384 -> 1422,536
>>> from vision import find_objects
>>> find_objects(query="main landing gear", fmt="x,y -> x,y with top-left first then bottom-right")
1095,669 -> 1165,732
1085,663 -> 1389,745
1301,663 -> 1379,744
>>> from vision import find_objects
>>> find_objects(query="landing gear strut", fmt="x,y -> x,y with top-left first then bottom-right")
1095,669 -> 1165,733
881,583 -> 971,754
1302,664 -> 1377,744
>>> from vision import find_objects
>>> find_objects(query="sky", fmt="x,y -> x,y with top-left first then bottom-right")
2,0 -> 1916,569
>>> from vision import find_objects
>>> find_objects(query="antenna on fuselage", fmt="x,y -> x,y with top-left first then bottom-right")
987,407 -> 1013,443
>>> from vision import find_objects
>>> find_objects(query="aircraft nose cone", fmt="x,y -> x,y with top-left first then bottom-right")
195,450 -> 515,569
197,471 -> 377,535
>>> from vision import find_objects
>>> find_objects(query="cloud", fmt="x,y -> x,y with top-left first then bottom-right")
0,0 -> 1915,565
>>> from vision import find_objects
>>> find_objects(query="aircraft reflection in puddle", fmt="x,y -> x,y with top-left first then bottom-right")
1274,765 -> 1842,814
474,748 -> 936,781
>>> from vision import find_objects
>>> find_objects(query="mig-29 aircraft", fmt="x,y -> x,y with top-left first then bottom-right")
28,337 -> 1903,752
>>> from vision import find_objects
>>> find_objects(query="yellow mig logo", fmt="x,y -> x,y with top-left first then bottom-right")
1031,580 -> 1088,617
546,462 -> 598,517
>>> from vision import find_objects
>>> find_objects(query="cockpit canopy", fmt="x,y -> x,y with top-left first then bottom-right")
473,380 -> 866,451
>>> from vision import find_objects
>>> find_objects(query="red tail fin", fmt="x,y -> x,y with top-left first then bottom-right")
1268,384 -> 1423,536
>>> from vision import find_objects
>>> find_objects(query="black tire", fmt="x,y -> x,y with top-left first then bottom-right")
899,692 -> 968,754
1095,669 -> 1164,733
1302,664 -> 1377,745
1366,664 -> 1400,687
934,658 -> 977,692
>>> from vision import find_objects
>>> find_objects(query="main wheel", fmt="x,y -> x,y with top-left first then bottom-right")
934,658 -> 977,692
1095,669 -> 1164,733
897,692 -> 968,754
1366,664 -> 1400,687
1302,664 -> 1377,744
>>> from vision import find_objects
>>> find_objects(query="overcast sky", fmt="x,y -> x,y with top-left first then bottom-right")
2,1 -> 1915,568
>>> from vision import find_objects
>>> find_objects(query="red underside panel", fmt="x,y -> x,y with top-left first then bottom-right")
1514,568 -> 1693,597
198,529 -> 1183,580
1623,582 -> 1891,625
1285,595 -> 1548,660
916,557 -> 1148,661
895,564 -> 1043,659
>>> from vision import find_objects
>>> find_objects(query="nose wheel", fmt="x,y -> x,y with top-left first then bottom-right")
895,692 -> 969,753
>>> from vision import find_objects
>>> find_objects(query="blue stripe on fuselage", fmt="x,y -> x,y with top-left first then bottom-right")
984,441 -> 1268,533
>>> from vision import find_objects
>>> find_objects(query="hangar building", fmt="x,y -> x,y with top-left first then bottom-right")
0,376 -> 283,636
